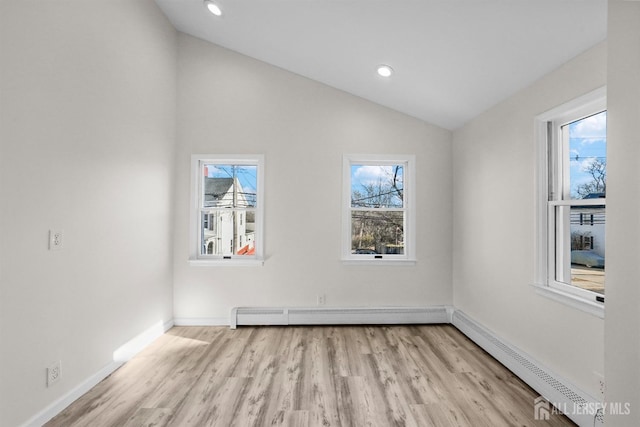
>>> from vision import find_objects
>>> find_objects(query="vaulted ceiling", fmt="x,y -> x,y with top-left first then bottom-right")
155,0 -> 607,130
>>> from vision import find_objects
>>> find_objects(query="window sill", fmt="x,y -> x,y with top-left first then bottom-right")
341,259 -> 416,266
189,258 -> 264,267
531,283 -> 604,318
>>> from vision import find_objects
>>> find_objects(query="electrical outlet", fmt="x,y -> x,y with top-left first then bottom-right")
47,361 -> 61,387
317,294 -> 326,306
49,230 -> 64,250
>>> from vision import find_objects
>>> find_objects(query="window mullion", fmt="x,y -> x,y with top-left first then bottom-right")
549,199 -> 606,207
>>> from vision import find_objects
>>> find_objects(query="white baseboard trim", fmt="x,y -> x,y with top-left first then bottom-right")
113,319 -> 174,362
451,310 -> 604,427
173,317 -> 229,326
21,319 -> 173,427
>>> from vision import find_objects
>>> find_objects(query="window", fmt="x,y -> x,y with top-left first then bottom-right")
342,154 -> 416,264
190,155 -> 264,266
534,88 -> 606,315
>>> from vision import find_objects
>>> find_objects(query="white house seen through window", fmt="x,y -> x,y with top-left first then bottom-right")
191,155 -> 264,264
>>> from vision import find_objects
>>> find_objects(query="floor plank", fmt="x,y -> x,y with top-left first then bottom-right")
45,325 -> 575,427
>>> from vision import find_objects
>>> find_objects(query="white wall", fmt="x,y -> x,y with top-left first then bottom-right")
0,1 -> 176,426
605,1 -> 640,424
452,43 -> 607,398
4,2 -> 632,424
173,35 -> 453,322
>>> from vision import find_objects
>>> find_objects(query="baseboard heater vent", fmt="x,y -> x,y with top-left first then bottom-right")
230,306 -> 450,329
451,310 -> 603,427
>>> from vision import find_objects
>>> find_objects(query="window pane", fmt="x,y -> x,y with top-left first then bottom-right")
203,164 -> 258,208
570,205 -> 605,294
201,210 -> 256,256
556,110 -> 606,295
351,211 -> 404,254
350,165 -> 403,208
566,111 -> 607,200
555,205 -> 605,294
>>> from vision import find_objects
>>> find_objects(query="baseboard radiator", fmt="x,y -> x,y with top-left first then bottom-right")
451,310 -> 604,427
230,306 -> 451,329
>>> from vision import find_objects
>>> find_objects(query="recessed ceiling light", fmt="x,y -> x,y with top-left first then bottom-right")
204,0 -> 222,16
377,64 -> 393,78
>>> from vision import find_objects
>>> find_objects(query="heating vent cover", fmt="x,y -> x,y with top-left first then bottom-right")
230,306 -> 450,329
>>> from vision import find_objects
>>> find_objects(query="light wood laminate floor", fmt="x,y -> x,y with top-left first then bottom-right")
45,325 -> 574,426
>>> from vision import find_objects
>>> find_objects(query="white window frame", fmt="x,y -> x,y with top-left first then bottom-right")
341,154 -> 416,265
189,154 -> 265,267
533,87 -> 605,317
